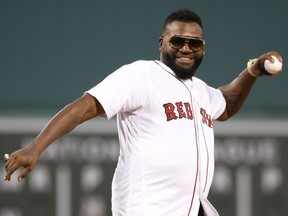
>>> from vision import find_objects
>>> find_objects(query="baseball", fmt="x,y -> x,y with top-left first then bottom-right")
264,55 -> 282,74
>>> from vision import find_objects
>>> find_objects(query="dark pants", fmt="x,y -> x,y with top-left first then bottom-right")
198,203 -> 205,216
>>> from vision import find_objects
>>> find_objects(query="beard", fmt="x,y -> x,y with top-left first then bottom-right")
162,52 -> 203,80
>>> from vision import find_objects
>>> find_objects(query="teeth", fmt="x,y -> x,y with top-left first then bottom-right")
179,57 -> 191,60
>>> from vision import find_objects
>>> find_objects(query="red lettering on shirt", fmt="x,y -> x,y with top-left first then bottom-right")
163,102 -> 193,121
184,102 -> 193,120
175,102 -> 186,119
200,108 -> 213,128
163,103 -> 178,121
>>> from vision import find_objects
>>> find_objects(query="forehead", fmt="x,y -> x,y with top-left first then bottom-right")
163,21 -> 204,38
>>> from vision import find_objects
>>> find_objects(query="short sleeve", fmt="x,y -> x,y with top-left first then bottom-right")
86,61 -> 150,120
208,88 -> 226,120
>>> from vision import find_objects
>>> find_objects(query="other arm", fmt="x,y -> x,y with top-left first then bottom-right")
217,51 -> 283,121
4,93 -> 104,181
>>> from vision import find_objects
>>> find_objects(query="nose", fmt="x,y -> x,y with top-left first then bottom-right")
179,42 -> 193,52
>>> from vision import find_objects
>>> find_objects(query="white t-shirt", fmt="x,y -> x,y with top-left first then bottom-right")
86,60 -> 226,216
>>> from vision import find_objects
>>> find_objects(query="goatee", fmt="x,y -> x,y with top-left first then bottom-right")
162,53 -> 203,80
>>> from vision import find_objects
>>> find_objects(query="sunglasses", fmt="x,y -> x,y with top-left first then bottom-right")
163,36 -> 205,51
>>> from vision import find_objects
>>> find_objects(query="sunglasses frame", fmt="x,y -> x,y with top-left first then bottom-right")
162,35 -> 205,52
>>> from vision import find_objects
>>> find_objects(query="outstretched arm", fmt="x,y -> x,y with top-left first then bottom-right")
217,51 -> 283,121
4,93 -> 104,181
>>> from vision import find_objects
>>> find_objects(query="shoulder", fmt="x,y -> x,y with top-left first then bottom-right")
192,77 -> 211,89
192,76 -> 222,97
121,60 -> 156,69
115,60 -> 160,78
106,60 -> 151,79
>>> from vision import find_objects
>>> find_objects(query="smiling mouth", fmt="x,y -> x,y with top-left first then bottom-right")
177,56 -> 195,63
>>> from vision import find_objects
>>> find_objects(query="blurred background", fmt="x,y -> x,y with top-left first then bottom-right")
0,0 -> 287,215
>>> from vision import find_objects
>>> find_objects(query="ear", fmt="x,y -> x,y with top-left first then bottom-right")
158,37 -> 163,50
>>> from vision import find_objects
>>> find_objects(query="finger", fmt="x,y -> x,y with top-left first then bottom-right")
18,166 -> 33,182
271,52 -> 282,62
4,175 -> 10,181
268,53 -> 282,62
265,55 -> 276,63
4,154 -> 12,171
4,169 -> 12,181
5,160 -> 23,181
4,155 -> 13,169
4,156 -> 13,181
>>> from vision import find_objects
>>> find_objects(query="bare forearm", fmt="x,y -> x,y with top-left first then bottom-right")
4,94 -> 103,181
29,94 -> 100,156
218,69 -> 257,119
30,105 -> 85,155
218,51 -> 283,121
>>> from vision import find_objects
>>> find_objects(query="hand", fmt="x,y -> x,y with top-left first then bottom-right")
4,145 -> 40,182
251,51 -> 283,77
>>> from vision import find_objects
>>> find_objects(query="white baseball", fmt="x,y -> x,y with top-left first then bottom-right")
264,55 -> 282,74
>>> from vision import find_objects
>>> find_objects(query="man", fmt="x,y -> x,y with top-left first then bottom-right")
3,9 -> 282,216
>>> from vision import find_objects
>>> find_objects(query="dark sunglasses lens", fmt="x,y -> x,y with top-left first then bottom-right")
169,36 -> 204,51
169,37 -> 186,49
188,39 -> 203,51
